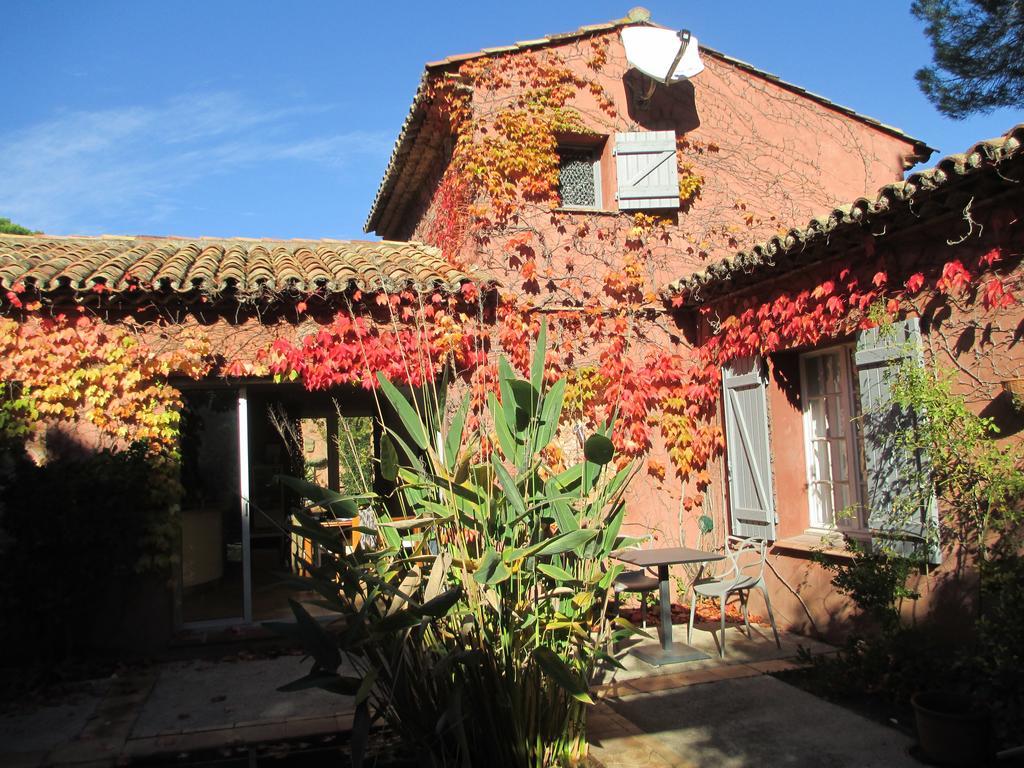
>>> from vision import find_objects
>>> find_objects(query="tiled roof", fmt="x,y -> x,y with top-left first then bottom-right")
0,235 -> 482,300
665,123 -> 1024,305
363,8 -> 932,234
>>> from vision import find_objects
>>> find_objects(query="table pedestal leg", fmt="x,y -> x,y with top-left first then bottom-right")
631,564 -> 710,666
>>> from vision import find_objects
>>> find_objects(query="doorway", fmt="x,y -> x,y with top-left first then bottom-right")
178,385 -> 376,627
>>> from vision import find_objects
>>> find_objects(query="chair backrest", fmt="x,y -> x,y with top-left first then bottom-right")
723,535 -> 768,585
357,506 -> 380,551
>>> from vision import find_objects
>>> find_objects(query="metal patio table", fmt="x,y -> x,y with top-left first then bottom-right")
614,546 -> 725,666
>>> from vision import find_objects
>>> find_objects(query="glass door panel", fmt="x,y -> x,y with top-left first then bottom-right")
801,349 -> 864,530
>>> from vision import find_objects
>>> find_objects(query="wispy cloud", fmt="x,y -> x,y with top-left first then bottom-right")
0,92 -> 390,234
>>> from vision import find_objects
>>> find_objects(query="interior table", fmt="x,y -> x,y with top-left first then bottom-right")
614,546 -> 725,666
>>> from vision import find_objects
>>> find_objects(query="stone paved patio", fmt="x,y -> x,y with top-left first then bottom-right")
587,675 -> 918,768
0,624 -> 921,767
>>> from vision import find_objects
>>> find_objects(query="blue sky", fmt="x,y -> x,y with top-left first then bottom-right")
3,1 -> 1021,240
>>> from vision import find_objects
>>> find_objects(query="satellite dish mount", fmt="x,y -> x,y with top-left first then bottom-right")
621,26 -> 704,109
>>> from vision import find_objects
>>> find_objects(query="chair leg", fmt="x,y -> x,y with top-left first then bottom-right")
687,593 -> 696,645
760,585 -> 781,648
742,591 -> 752,638
719,595 -> 727,658
640,592 -> 649,629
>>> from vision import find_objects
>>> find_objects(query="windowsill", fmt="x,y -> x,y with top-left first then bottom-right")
771,530 -> 863,561
553,207 -> 622,216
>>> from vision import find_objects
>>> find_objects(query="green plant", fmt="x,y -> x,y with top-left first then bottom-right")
0,443 -> 169,659
968,547 -> 1024,745
820,546 -> 920,634
815,338 -> 1024,748
272,325 -> 638,767
890,360 -> 1024,566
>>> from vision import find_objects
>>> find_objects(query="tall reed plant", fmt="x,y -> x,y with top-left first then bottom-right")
273,325 -> 638,767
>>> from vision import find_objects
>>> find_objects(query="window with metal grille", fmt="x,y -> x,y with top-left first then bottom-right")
558,148 -> 600,208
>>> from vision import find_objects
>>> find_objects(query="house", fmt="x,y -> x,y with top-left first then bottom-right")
362,6 -> 1008,636
665,124 -> 1024,635
0,235 -> 491,646
3,7 -> 1014,650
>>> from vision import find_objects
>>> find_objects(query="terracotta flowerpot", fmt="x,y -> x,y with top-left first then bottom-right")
911,691 -> 993,767
1002,378 -> 1024,411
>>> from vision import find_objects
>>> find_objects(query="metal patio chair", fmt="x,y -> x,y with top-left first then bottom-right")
686,535 -> 781,657
612,536 -> 660,628
612,568 -> 660,627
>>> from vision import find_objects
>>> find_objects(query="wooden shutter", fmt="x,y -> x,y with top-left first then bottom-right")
722,356 -> 777,540
854,318 -> 940,563
613,130 -> 679,210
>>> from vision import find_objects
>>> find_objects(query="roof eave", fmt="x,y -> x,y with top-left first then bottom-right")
664,123 -> 1024,307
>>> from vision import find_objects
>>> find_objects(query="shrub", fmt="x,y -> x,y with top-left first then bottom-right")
0,443 -> 168,659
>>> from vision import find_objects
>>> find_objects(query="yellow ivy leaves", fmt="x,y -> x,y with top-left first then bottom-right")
0,313 -> 213,455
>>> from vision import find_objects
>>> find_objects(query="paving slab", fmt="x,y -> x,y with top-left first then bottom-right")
130,655 -> 356,738
596,625 -> 834,686
0,679 -> 109,754
590,675 -> 917,768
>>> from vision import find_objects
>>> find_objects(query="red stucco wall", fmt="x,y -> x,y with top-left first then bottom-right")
383,28 -> 928,614
740,195 -> 1024,639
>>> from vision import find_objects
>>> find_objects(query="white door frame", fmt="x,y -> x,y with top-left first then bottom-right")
238,386 -> 253,623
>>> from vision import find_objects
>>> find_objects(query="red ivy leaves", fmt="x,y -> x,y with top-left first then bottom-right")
982,278 -> 1016,310
936,259 -> 971,295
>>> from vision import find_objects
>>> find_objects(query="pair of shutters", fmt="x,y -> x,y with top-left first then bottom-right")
722,319 -> 939,562
613,130 -> 680,210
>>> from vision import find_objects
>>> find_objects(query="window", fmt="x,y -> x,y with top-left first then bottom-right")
557,147 -> 601,209
720,320 -> 938,560
800,346 -> 867,532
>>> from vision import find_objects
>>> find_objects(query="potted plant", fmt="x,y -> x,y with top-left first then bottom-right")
910,691 -> 992,766
890,361 -> 1024,762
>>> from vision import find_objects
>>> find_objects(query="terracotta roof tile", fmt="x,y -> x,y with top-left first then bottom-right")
0,235 -> 486,300
665,123 -> 1024,305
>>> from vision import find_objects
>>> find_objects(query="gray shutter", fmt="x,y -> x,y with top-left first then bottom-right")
613,130 -> 679,210
855,318 -> 940,563
722,356 -> 777,540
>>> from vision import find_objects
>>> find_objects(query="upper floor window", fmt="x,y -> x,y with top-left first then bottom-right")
558,147 -> 602,209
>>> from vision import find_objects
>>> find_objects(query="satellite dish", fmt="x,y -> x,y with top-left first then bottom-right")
621,26 -> 704,85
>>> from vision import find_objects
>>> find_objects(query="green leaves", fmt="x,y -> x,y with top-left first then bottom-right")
533,647 -> 593,704
536,528 -> 598,556
278,671 -> 362,696
380,434 -> 399,482
420,585 -> 464,617
530,320 -> 547,394
444,395 -> 470,471
474,548 -> 512,585
274,332 -> 641,765
376,373 -> 429,450
288,598 -> 340,671
275,475 -> 358,518
537,563 -> 576,582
